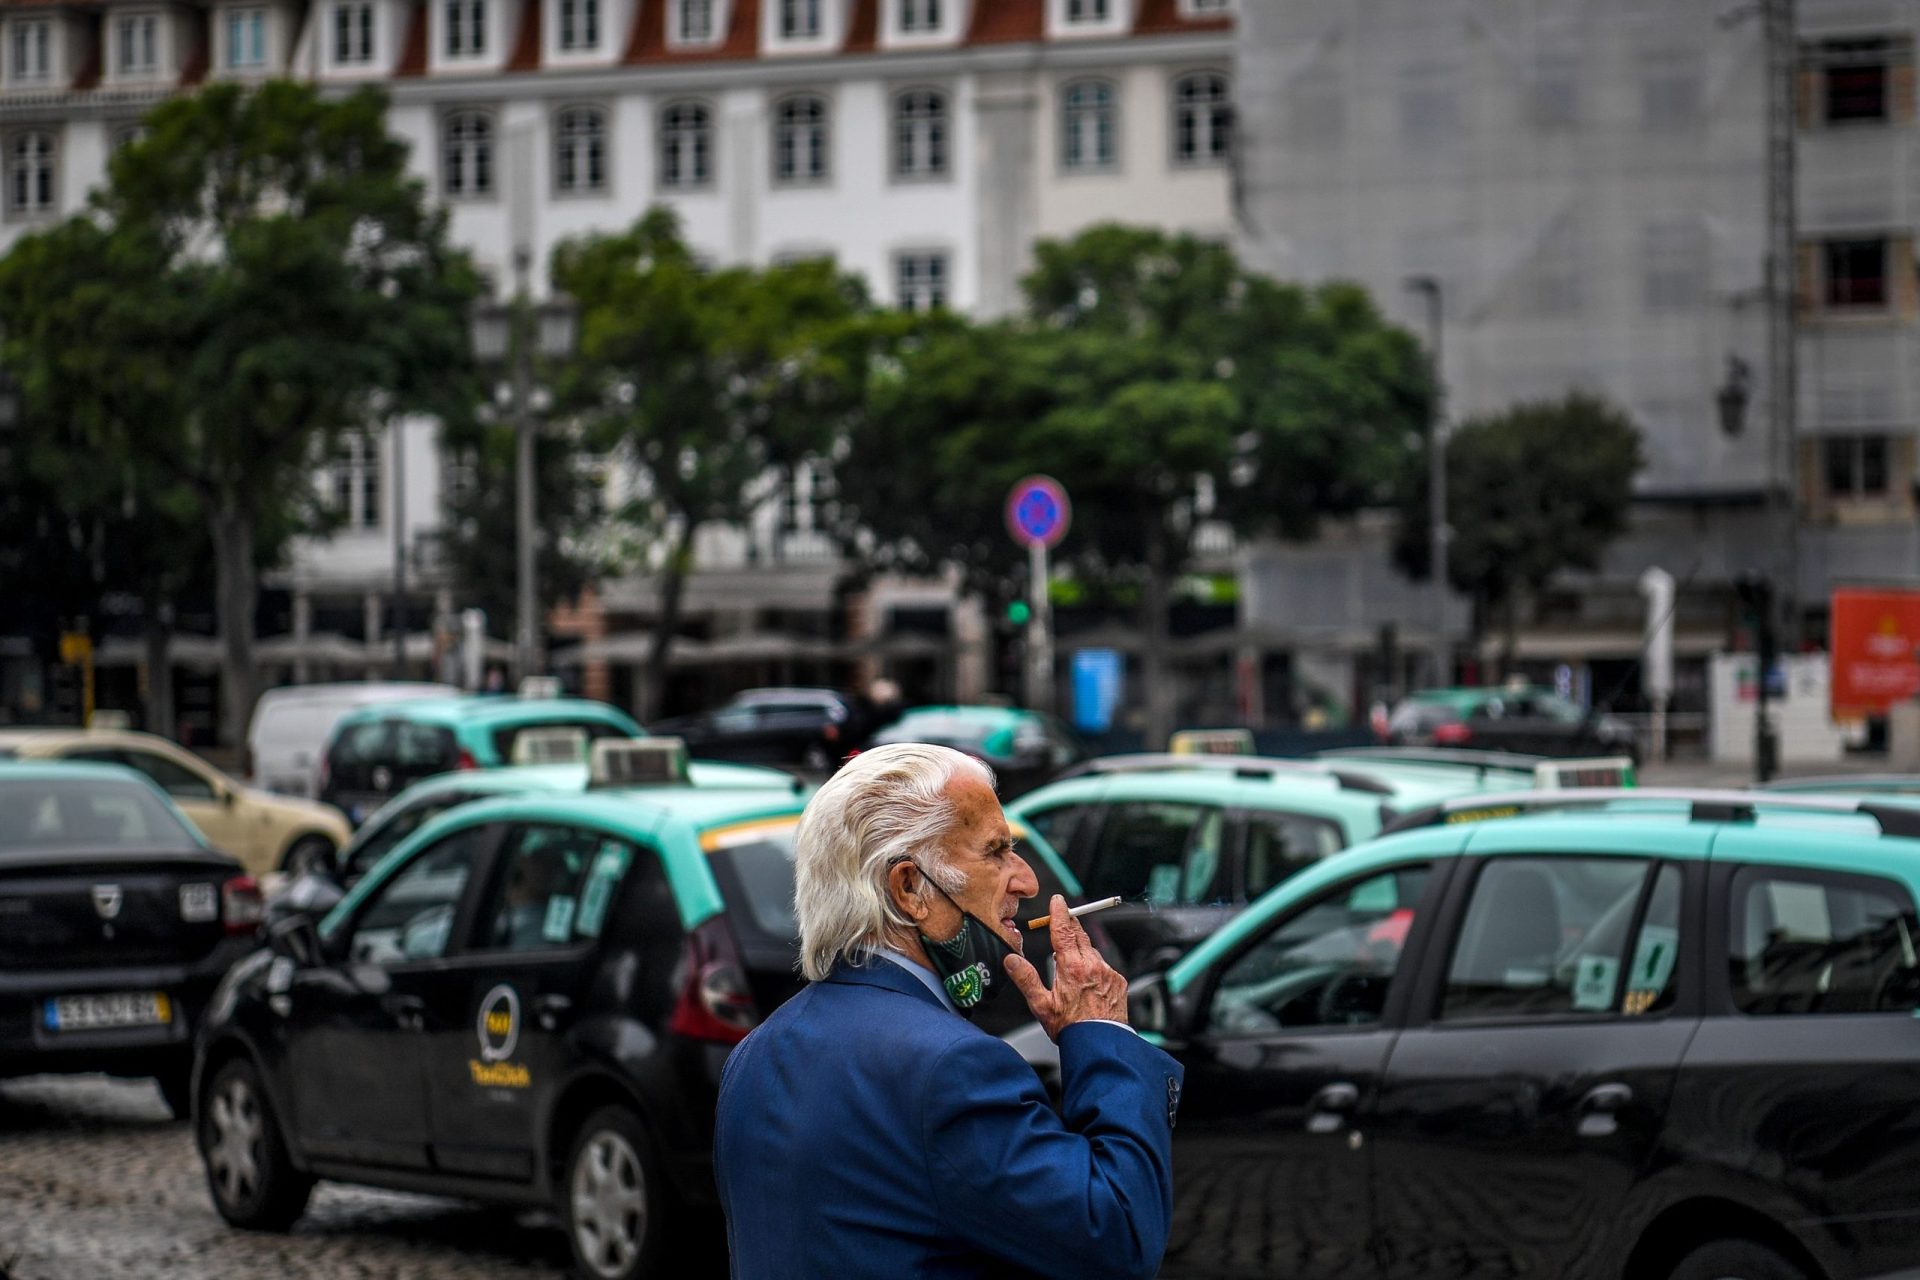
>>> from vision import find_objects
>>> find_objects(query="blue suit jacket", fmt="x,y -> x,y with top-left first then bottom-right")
714,957 -> 1182,1280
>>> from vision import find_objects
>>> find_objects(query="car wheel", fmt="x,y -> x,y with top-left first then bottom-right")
198,1058 -> 313,1231
154,1063 -> 193,1120
280,835 -> 336,878
1667,1239 -> 1809,1280
564,1106 -> 664,1280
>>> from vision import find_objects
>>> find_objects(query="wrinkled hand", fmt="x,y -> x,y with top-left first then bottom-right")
1003,895 -> 1128,1042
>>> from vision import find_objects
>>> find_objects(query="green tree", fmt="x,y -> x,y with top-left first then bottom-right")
1395,391 -> 1646,673
0,81 -> 478,744
836,225 -> 1431,746
553,209 -> 871,717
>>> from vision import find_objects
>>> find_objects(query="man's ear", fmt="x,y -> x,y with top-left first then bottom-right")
888,859 -> 930,924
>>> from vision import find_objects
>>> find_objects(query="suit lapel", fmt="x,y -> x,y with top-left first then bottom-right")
825,956 -> 949,1012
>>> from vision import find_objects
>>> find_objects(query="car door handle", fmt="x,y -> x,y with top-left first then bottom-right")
1577,1082 -> 1633,1138
533,994 -> 574,1031
382,993 -> 426,1031
1307,1082 -> 1361,1135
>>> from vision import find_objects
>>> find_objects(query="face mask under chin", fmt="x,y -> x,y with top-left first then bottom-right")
911,873 -> 1015,1015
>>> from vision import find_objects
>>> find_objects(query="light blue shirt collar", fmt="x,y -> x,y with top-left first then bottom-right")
878,947 -> 958,1015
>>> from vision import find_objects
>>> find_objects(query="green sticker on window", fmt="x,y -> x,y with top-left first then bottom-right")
1572,955 -> 1619,1011
576,842 -> 633,939
1628,924 -> 1678,995
542,894 -> 577,943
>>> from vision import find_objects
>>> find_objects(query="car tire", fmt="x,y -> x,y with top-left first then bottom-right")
280,835 -> 336,878
198,1058 -> 313,1231
154,1063 -> 193,1120
563,1106 -> 666,1280
1667,1239 -> 1810,1280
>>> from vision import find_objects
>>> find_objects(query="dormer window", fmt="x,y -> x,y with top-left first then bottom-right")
445,0 -> 486,57
558,0 -> 598,50
1185,0 -> 1229,11
117,14 -> 158,76
899,0 -> 939,31
779,0 -> 818,39
9,20 -> 52,82
1066,0 -> 1107,20
226,8 -> 266,69
334,1 -> 374,64
675,0 -> 714,42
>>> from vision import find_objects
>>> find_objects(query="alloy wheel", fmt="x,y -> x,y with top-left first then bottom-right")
207,1075 -> 264,1207
571,1128 -> 647,1278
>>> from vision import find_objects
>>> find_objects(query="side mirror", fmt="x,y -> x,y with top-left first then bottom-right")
267,915 -> 324,969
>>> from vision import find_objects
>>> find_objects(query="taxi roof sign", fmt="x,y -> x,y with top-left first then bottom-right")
1532,757 -> 1637,791
511,726 -> 591,765
518,676 -> 564,700
1169,729 -> 1255,757
590,737 -> 690,788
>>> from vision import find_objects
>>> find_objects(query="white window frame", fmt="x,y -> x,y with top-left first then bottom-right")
773,93 -> 829,185
116,13 -> 159,77
899,0 -> 940,32
672,0 -> 717,44
1172,70 -> 1231,166
442,109 -> 494,198
444,0 -> 487,58
778,0 -> 819,39
225,7 -> 267,69
1182,0 -> 1230,13
893,86 -> 949,180
330,430 -> 384,531
5,129 -> 56,218
9,19 -> 53,84
894,250 -> 949,312
557,0 -> 598,51
659,99 -> 713,190
333,0 -> 375,65
1061,78 -> 1117,172
1065,0 -> 1108,20
554,104 -> 608,194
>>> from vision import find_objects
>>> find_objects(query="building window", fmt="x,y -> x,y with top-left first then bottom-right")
9,20 -> 51,82
555,106 -> 606,193
558,0 -> 597,50
5,131 -> 55,215
893,88 -> 948,178
660,101 -> 712,188
331,430 -> 384,530
1187,0 -> 1230,11
675,0 -> 713,41
1173,72 -> 1231,164
899,0 -> 939,31
1061,79 -> 1116,171
442,111 -> 492,197
779,0 -> 819,38
445,0 -> 486,56
226,7 -> 266,68
1825,238 -> 1888,309
334,1 -> 374,64
1066,0 -> 1108,20
895,251 -> 947,312
774,94 -> 828,184
1641,221 -> 1707,311
1822,38 -> 1892,123
1825,435 -> 1891,498
117,14 -> 158,75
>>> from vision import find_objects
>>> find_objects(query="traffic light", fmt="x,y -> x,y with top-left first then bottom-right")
1006,599 -> 1031,626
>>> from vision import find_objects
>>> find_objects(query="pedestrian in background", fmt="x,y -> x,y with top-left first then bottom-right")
715,742 -> 1182,1279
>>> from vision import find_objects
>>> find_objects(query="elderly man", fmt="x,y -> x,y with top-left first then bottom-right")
715,742 -> 1182,1280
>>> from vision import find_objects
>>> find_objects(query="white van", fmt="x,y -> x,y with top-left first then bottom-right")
247,682 -> 457,799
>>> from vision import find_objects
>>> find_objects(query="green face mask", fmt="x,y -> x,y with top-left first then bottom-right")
917,879 -> 1015,1015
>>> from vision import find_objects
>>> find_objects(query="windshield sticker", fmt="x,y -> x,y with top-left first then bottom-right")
1626,924 -> 1678,1008
1145,865 -> 1181,905
576,843 -> 632,939
542,895 -> 577,943
1572,955 -> 1620,1011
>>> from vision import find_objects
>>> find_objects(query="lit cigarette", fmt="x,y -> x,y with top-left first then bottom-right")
1025,896 -> 1123,931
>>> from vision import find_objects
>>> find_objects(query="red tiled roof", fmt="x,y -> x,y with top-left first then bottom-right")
394,0 -> 427,76
505,0 -> 541,70
966,0 -> 1040,44
625,0 -> 759,64
1132,0 -> 1230,36
842,0 -> 876,54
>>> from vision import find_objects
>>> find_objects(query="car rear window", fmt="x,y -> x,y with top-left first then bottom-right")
329,721 -> 390,766
1730,869 -> 1920,1015
492,719 -> 629,764
0,778 -> 202,851
704,820 -> 801,944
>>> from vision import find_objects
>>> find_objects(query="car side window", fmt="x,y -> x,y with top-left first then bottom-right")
1022,804 -> 1089,873
117,749 -> 218,802
1730,869 -> 1920,1015
1241,810 -> 1345,899
478,823 -> 633,953
1441,857 -> 1659,1021
1085,802 -> 1223,905
346,825 -> 491,965
1207,865 -> 1431,1035
344,793 -> 476,880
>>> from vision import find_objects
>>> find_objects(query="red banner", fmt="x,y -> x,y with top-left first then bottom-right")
1831,587 -> 1920,717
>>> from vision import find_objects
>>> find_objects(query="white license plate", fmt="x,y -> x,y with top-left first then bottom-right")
45,992 -> 172,1032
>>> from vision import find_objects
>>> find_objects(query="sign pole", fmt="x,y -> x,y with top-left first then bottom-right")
1029,538 -> 1052,714
1006,475 -> 1071,716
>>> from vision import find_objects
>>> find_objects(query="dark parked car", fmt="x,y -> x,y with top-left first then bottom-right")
650,688 -> 862,771
1385,684 -> 1640,762
1021,787 -> 1920,1280
866,705 -> 1088,799
0,762 -> 262,1116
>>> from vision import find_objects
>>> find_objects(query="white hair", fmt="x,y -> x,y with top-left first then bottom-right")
793,742 -> 995,982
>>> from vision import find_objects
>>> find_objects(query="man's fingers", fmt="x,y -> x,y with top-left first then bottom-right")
1049,894 -> 1092,958
1002,953 -> 1051,1012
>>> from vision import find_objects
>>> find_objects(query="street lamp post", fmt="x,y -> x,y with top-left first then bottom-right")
469,250 -> 577,684
1405,276 -> 1449,687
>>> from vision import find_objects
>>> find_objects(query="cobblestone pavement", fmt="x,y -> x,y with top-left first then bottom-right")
0,1074 -> 579,1280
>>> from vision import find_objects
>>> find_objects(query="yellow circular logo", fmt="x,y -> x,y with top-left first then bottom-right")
476,984 -> 519,1062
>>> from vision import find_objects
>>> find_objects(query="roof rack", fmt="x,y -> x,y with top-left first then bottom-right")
1058,753 -> 1394,796
1314,746 -> 1548,775
1380,787 -> 1920,839
1756,774 -> 1920,792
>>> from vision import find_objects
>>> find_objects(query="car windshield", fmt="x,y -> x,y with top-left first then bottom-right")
705,820 -> 802,943
0,777 -> 202,851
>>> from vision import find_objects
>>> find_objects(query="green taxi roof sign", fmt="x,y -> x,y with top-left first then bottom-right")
591,737 -> 691,788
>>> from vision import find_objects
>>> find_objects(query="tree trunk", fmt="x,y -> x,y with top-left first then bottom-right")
1141,523 -> 1175,751
141,603 -> 175,741
644,522 -> 697,723
211,506 -> 258,751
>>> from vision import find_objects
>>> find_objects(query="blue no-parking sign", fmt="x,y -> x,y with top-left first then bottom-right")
1005,475 -> 1071,549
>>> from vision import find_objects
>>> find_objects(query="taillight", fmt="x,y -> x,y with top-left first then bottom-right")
456,749 -> 479,770
222,876 -> 265,936
668,917 -> 761,1046
1433,722 -> 1473,746
822,723 -> 840,742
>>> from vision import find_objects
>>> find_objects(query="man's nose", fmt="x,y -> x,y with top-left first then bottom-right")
1008,851 -> 1039,899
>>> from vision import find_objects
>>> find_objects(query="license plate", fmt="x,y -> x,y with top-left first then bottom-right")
45,992 -> 172,1032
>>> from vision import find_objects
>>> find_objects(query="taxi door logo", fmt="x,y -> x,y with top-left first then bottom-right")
470,984 -> 531,1088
